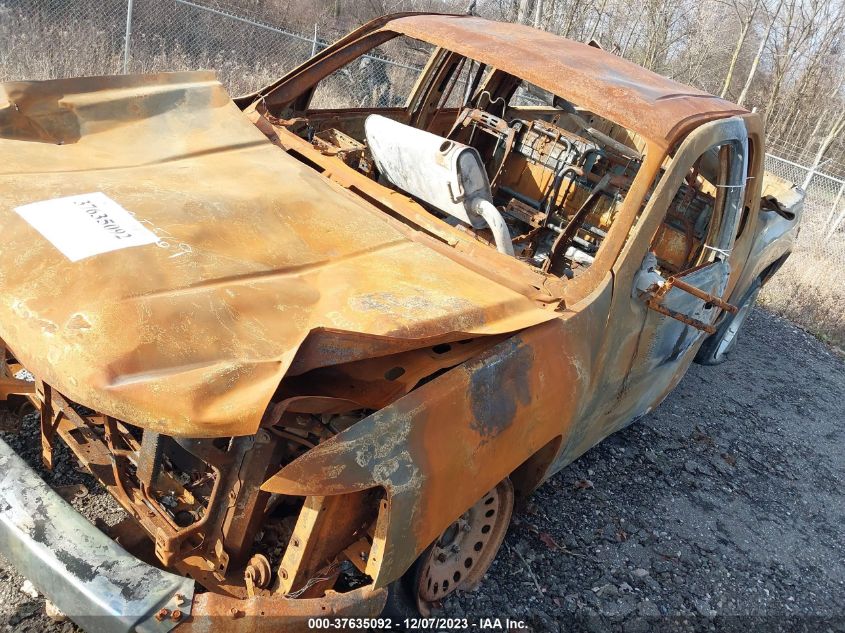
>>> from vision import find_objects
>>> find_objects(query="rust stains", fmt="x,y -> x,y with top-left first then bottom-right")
249,13 -> 748,151
467,337 -> 533,441
0,10 -> 797,629
380,15 -> 749,149
0,71 -> 556,438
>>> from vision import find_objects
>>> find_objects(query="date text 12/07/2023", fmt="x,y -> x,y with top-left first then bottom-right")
306,617 -> 529,630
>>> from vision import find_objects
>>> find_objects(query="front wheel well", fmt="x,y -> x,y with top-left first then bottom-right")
759,252 -> 791,286
509,435 -> 563,499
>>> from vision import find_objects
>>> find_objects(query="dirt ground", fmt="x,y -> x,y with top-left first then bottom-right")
1,308 -> 843,633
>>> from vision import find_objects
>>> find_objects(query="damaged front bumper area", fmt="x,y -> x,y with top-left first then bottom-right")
0,347 -> 389,632
0,435 -> 194,633
0,434 -> 387,632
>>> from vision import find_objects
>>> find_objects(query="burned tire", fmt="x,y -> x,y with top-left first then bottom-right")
383,478 -> 514,620
695,278 -> 761,366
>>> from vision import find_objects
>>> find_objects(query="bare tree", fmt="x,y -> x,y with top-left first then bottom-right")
803,109 -> 845,187
736,0 -> 783,107
771,1 -> 845,137
718,0 -> 759,98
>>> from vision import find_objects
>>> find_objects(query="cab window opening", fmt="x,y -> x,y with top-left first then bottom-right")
269,35 -> 650,285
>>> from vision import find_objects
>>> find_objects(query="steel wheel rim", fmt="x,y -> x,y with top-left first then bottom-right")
715,286 -> 759,360
417,478 -> 514,605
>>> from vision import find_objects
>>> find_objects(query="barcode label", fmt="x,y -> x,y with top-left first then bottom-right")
14,192 -> 159,262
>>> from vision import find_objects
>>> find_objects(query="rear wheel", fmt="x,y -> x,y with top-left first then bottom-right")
695,278 -> 761,365
384,478 -> 514,618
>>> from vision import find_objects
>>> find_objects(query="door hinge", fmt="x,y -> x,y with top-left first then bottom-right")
641,276 -> 738,334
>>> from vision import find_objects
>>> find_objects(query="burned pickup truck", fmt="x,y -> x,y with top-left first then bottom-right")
0,11 -> 802,632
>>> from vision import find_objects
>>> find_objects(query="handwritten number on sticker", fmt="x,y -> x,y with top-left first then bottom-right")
76,200 -> 134,240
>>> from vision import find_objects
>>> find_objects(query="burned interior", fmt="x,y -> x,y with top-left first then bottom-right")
248,29 -> 749,295
262,34 -> 649,281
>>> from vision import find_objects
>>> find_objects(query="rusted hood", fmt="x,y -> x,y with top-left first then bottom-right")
0,71 -> 554,437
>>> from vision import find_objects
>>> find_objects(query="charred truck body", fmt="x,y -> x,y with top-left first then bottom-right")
0,13 -> 802,632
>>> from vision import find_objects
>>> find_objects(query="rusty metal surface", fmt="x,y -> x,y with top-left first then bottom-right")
0,12 -> 801,630
249,110 -> 570,304
261,317 -> 595,587
181,585 -> 387,633
0,71 -> 556,438
261,116 -> 770,592
381,15 -> 749,149
250,13 -> 747,151
416,479 -> 514,607
641,271 -> 740,334
0,376 -> 34,399
0,435 -> 195,633
276,492 -> 374,596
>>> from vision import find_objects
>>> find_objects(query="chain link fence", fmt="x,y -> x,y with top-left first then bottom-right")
761,153 -> 844,346
765,154 -> 845,258
0,0 -> 426,97
1,0 -> 842,344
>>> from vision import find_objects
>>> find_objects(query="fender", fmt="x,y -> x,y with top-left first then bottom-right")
261,320 -> 582,586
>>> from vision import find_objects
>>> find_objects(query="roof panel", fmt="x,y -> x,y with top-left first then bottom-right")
380,14 -> 748,148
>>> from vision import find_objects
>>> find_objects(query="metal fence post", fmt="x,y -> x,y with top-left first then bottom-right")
824,180 -> 845,226
123,0 -> 135,74
311,23 -> 318,57
826,182 -> 845,239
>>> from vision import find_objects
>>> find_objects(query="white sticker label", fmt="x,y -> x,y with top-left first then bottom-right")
14,192 -> 160,262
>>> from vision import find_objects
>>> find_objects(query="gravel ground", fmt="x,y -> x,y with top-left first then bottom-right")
1,308 -> 843,633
